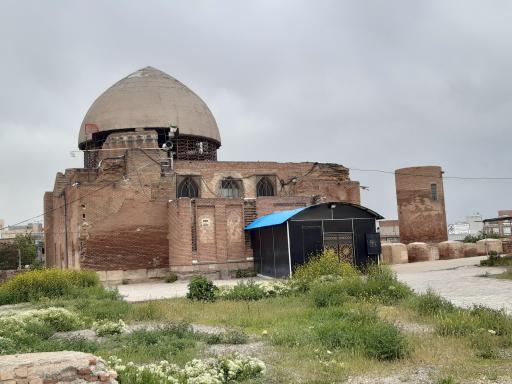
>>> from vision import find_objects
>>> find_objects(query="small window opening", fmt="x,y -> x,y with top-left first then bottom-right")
431,183 -> 438,201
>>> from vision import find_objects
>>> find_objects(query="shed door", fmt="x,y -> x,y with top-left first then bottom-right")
323,232 -> 354,265
302,226 -> 323,262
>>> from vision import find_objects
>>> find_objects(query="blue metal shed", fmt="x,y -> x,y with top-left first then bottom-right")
245,202 -> 383,278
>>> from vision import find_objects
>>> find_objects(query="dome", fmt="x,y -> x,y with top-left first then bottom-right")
78,66 -> 221,147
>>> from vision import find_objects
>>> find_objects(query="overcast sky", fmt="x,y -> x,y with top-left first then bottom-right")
0,0 -> 511,227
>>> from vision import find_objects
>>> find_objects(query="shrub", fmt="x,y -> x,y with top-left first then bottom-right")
205,329 -> 249,345
186,276 -> 218,302
436,377 -> 457,384
107,353 -> 266,383
92,319 -> 127,336
409,289 -> 455,316
128,300 -> 166,322
0,336 -> 16,355
34,336 -> 99,354
362,322 -> 409,360
220,281 -> 266,301
165,272 -> 178,283
469,305 -> 512,336
471,330 -> 500,359
436,311 -> 479,336
362,264 -> 412,304
480,253 -> 512,267
71,296 -> 132,322
293,249 -> 359,285
312,304 -> 407,361
0,268 -> 100,305
309,280 -> 349,307
0,307 -> 83,341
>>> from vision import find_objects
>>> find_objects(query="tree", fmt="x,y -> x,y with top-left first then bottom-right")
0,234 -> 36,270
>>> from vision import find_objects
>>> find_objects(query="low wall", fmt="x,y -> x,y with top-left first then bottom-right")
438,241 -> 464,259
380,243 -> 408,264
96,267 -> 168,285
407,242 -> 434,263
0,351 -> 117,383
476,239 -> 503,256
464,243 -> 478,257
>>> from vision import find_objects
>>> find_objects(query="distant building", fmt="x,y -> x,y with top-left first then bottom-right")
0,220 -> 43,240
448,214 -> 483,241
483,210 -> 512,238
378,219 -> 400,243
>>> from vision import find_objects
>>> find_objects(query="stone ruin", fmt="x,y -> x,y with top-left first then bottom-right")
0,351 -> 117,384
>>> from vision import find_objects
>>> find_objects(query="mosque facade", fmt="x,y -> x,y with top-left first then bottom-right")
44,66 -> 361,282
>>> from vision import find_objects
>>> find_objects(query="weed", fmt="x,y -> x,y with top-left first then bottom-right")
293,249 -> 359,285
204,329 -> 249,345
0,268 -> 100,305
436,377 -> 457,384
165,272 -> 178,283
408,289 -> 455,316
221,281 -> 266,301
187,276 -> 218,302
309,280 -> 350,307
480,252 -> 512,267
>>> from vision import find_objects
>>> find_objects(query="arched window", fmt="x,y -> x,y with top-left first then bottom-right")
256,176 -> 275,197
177,177 -> 199,198
219,178 -> 242,198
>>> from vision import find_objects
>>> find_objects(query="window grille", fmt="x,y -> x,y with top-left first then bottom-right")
256,176 -> 275,197
431,183 -> 438,201
177,177 -> 199,198
219,178 -> 242,198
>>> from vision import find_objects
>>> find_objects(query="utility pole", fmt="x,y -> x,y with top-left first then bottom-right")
18,248 -> 21,270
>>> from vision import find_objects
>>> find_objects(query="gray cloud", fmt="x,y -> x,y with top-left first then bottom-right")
0,0 -> 511,227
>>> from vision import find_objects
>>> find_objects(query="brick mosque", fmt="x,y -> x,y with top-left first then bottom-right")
44,66 -> 362,282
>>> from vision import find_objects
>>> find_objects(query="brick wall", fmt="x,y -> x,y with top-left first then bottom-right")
168,196 -> 315,276
45,146 -> 360,274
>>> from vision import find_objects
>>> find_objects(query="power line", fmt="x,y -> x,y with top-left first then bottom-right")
2,160 -> 511,231
0,159 -> 156,232
347,167 -> 512,181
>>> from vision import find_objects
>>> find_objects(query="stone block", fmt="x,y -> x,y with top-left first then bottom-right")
463,243 -> 478,257
438,241 -> 465,259
407,242 -> 431,262
381,243 -> 408,264
0,367 -> 14,380
14,366 -> 28,378
477,239 -> 503,255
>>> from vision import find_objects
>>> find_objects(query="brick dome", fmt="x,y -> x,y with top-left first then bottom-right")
78,66 -> 221,148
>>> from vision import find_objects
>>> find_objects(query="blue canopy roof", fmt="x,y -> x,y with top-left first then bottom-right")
245,207 -> 307,230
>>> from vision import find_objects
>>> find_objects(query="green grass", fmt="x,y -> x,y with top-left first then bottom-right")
2,260 -> 512,382
480,254 -> 512,267
496,267 -> 512,280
